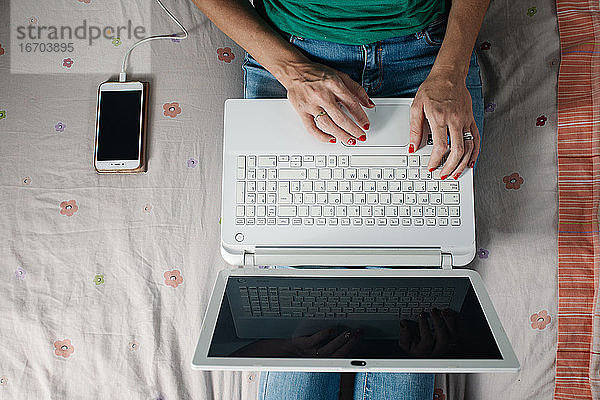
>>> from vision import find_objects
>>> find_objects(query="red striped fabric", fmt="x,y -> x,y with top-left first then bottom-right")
555,0 -> 600,398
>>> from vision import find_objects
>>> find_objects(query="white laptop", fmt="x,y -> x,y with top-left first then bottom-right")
192,98 -> 519,372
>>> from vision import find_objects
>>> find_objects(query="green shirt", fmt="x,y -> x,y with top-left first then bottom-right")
256,0 -> 449,45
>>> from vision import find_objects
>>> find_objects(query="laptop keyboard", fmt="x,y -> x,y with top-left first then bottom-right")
234,154 -> 461,227
239,285 -> 454,320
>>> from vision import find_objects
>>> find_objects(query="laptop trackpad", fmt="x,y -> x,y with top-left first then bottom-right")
343,103 -> 411,148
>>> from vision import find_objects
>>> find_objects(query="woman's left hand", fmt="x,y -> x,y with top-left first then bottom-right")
397,308 -> 458,358
408,70 -> 480,179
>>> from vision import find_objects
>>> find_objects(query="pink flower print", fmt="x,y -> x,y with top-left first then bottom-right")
484,102 -> 496,112
503,173 -> 524,190
63,58 -> 74,68
187,157 -> 198,168
143,203 -> 152,214
129,340 -> 140,351
0,376 -> 7,386
54,339 -> 74,358
78,0 -> 91,3
480,41 -> 491,51
163,102 -> 182,118
164,270 -> 183,288
28,16 -> 38,25
0,44 -> 5,56
22,177 -> 31,185
536,115 -> 547,126
433,388 -> 446,400
59,200 -> 78,216
217,47 -> 235,63
530,310 -> 551,330
55,122 -> 66,132
477,248 -> 489,259
15,266 -> 27,280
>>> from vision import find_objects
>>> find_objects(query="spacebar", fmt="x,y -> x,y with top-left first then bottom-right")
351,155 -> 406,167
347,313 -> 396,319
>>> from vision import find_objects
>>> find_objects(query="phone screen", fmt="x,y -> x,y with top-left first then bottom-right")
97,90 -> 143,161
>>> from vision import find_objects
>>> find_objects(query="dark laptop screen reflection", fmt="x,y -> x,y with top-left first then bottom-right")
208,276 -> 502,360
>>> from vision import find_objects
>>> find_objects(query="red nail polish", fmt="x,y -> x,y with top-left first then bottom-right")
358,135 -> 367,142
469,161 -> 475,168
440,174 -> 448,180
408,144 -> 415,153
368,99 -> 375,107
363,123 -> 370,130
329,137 -> 336,143
428,167 -> 435,172
453,173 -> 460,180
347,138 -> 356,145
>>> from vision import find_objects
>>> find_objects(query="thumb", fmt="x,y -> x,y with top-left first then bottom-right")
409,101 -> 425,154
338,72 -> 374,108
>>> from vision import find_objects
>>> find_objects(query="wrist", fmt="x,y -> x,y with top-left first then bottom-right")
269,58 -> 313,90
428,63 -> 468,83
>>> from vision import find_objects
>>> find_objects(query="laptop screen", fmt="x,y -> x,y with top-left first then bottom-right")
207,276 -> 502,360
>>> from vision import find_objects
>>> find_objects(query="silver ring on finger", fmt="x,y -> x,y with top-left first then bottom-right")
462,131 -> 474,141
313,111 -> 327,124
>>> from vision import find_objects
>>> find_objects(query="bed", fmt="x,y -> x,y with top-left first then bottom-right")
1,0 -> 597,398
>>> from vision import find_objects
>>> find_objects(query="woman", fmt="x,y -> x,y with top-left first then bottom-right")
193,0 -> 488,397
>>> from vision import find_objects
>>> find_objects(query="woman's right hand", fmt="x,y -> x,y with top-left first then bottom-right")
282,61 -> 375,145
290,326 -> 361,357
190,0 -> 373,144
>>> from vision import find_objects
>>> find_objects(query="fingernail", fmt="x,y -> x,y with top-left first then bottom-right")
428,167 -> 435,172
469,161 -> 475,168
440,174 -> 448,180
408,144 -> 415,153
368,99 -> 375,107
453,173 -> 460,180
329,137 -> 336,143
344,331 -> 351,339
347,138 -> 356,145
363,123 -> 370,130
358,135 -> 367,142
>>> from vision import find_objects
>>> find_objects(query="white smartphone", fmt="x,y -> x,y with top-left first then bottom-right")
94,81 -> 148,173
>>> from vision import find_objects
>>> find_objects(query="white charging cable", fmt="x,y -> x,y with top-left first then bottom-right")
119,0 -> 188,82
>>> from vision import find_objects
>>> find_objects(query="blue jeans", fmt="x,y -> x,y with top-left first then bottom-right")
242,13 -> 484,166
258,371 -> 435,400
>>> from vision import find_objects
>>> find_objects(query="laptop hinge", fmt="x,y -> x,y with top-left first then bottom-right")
441,253 -> 453,269
253,247 -> 442,267
243,251 -> 256,267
